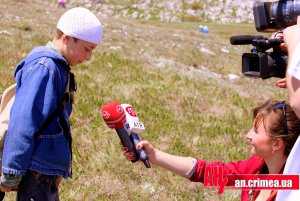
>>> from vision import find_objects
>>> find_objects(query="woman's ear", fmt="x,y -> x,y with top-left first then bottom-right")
272,138 -> 285,153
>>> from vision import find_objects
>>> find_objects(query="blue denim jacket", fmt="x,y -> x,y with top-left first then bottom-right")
2,46 -> 72,178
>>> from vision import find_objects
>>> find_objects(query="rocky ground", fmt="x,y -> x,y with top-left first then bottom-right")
70,0 -> 254,23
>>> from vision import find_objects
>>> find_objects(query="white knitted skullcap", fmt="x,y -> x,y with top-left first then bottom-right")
57,7 -> 103,45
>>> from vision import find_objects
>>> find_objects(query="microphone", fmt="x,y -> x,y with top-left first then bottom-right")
230,35 -> 266,45
100,102 -> 150,168
101,101 -> 126,129
101,101 -> 137,160
121,104 -> 150,168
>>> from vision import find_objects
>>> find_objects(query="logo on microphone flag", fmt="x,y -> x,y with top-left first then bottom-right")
125,106 -> 137,117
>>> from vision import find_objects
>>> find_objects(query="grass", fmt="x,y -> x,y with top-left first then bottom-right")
0,0 -> 288,200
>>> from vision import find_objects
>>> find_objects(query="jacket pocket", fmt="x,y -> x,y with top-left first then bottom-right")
32,133 -> 71,170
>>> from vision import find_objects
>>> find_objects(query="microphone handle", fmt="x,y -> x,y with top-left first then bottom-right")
116,128 -> 138,162
130,132 -> 151,168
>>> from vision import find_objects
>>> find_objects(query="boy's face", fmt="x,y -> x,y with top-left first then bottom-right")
63,36 -> 97,66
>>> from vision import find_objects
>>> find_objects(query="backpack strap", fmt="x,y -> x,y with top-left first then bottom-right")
0,84 -> 17,151
0,84 -> 16,113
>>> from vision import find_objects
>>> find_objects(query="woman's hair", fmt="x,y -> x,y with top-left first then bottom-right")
253,100 -> 300,156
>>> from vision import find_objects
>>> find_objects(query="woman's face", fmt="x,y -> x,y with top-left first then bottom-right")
246,121 -> 274,158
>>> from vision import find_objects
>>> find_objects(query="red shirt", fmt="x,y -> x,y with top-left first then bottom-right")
190,156 -> 277,201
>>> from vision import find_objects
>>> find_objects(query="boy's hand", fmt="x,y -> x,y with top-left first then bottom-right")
0,184 -> 12,192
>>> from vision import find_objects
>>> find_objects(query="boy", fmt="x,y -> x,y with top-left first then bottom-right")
0,7 -> 103,201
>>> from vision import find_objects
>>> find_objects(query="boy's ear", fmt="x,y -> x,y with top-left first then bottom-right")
61,34 -> 70,44
272,138 -> 285,152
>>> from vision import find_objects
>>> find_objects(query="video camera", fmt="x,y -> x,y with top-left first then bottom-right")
230,35 -> 287,79
231,0 -> 300,79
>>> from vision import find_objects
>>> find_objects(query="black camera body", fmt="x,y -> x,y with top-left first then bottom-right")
242,51 -> 287,79
230,35 -> 287,79
232,0 -> 300,79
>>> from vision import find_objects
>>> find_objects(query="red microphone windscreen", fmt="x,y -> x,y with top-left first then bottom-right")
100,101 -> 126,129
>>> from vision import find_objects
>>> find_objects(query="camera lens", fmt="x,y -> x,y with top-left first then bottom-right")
255,0 -> 300,31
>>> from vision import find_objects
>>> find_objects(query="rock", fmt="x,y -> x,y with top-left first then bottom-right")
221,47 -> 230,53
142,182 -> 155,194
132,11 -> 139,19
197,45 -> 215,56
228,73 -> 240,81
110,46 -> 122,50
0,30 -> 12,36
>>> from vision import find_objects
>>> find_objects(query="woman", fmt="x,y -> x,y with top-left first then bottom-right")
124,100 -> 300,201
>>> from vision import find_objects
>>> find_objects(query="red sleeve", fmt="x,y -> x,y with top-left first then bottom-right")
190,155 -> 265,185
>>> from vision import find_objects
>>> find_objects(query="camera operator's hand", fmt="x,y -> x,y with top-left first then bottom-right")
272,31 -> 288,53
275,78 -> 287,88
270,31 -> 288,88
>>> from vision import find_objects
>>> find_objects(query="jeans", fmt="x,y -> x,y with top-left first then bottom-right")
16,171 -> 60,201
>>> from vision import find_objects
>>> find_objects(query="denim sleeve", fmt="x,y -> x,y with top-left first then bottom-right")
2,60 -> 61,176
0,173 -> 22,188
